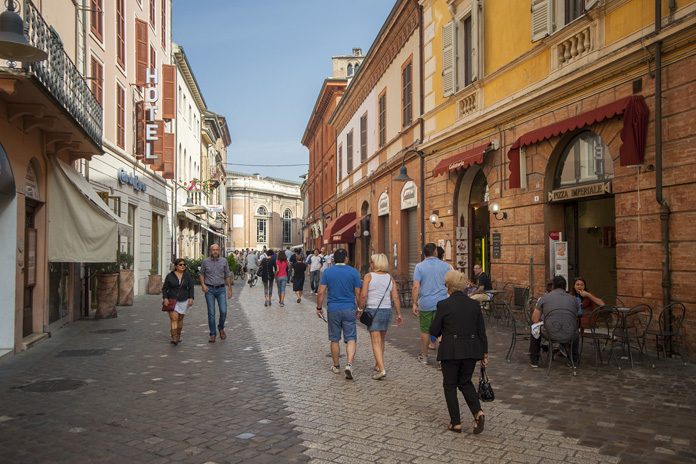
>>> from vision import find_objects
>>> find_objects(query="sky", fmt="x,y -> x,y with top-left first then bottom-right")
173,0 -> 396,183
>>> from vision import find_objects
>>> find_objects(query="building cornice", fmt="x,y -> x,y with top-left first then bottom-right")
173,42 -> 207,112
301,79 -> 347,147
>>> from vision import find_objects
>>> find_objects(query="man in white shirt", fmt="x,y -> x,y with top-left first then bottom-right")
306,249 -> 323,294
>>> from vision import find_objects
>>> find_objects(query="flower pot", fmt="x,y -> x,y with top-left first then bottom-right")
118,269 -> 134,306
95,272 -> 119,319
147,274 -> 162,295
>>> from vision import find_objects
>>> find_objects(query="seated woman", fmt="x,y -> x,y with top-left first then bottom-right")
571,277 -> 605,330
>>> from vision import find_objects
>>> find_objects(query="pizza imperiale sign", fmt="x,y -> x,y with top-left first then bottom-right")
548,181 -> 612,202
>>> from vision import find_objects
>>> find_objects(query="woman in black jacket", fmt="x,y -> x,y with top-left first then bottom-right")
430,270 -> 488,434
162,258 -> 195,345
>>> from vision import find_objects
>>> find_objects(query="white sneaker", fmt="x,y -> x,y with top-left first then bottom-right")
344,363 -> 353,380
417,354 -> 428,365
331,365 -> 340,374
372,371 -> 386,380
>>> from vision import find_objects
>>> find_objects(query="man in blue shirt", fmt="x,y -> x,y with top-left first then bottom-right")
316,248 -> 362,379
412,243 -> 452,364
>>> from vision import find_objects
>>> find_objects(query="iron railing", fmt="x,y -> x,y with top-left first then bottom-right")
22,0 -> 102,148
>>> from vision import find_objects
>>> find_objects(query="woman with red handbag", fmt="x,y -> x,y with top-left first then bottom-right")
162,258 -> 195,345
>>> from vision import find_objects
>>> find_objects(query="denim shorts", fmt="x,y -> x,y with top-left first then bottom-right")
276,276 -> 288,294
365,307 -> 392,332
327,308 -> 357,342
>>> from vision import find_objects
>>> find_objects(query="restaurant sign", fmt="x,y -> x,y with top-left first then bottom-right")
547,181 -> 611,202
377,192 -> 389,216
400,181 -> 417,210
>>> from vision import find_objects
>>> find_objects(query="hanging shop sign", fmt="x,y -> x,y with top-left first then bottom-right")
492,232 -> 501,259
378,191 -> 390,216
400,181 -> 417,210
117,168 -> 147,193
547,181 -> 611,202
144,68 -> 160,160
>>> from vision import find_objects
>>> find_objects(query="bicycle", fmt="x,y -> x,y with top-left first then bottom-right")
233,265 -> 245,281
247,270 -> 258,287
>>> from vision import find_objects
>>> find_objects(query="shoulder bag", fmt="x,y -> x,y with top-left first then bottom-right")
360,275 -> 392,327
162,275 -> 184,312
478,367 -> 495,402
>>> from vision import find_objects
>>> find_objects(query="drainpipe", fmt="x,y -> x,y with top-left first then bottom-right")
418,1 -> 425,254
654,0 -> 672,353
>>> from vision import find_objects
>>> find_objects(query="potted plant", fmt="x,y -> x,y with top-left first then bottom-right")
94,262 -> 119,319
117,252 -> 134,306
147,266 -> 162,295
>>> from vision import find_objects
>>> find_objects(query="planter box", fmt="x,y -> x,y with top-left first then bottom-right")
147,274 -> 162,295
118,269 -> 134,306
95,273 -> 119,319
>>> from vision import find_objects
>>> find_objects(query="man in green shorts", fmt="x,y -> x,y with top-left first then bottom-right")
411,243 -> 452,365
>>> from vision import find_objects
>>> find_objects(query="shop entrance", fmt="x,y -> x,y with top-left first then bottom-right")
360,201 -> 371,275
454,167 -> 490,278
23,199 -> 38,336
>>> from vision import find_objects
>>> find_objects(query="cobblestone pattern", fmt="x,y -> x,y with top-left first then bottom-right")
242,286 -> 619,464
0,291 -> 307,464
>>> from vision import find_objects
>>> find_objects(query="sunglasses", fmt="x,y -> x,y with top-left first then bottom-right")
176,263 -> 186,266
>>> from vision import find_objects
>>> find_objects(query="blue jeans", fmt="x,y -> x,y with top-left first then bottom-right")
310,270 -> 320,292
276,276 -> 288,295
204,286 -> 227,336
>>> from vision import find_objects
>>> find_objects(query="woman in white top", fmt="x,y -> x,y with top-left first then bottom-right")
358,253 -> 402,380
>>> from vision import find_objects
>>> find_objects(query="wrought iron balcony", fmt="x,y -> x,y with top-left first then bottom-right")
21,0 -> 102,148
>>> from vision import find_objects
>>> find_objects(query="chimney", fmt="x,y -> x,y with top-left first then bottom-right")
352,48 -> 362,57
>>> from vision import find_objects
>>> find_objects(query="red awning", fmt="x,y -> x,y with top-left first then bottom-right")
507,95 -> 649,188
330,215 -> 360,244
432,142 -> 491,177
323,212 -> 356,245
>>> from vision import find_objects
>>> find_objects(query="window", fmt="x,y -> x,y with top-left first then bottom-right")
402,59 -> 413,127
347,63 -> 353,77
150,46 -> 156,70
532,0 -> 596,41
360,113 -> 367,163
556,132 -> 614,188
442,7 -> 482,96
161,0 -> 166,48
346,130 -> 353,174
90,57 -> 103,105
338,144 -> 343,180
90,0 -> 103,41
282,209 -> 292,244
150,0 -> 156,29
565,0 -> 585,23
116,84 -> 125,148
116,0 -> 125,68
256,206 -> 268,243
378,90 -> 386,147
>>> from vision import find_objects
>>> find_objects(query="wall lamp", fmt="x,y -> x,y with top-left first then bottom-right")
490,202 -> 507,220
429,210 -> 443,228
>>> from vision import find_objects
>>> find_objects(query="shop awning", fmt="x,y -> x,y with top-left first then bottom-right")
330,215 -> 361,244
202,224 -> 226,239
323,212 -> 356,245
48,158 -> 132,263
507,95 -> 649,188
432,142 -> 492,177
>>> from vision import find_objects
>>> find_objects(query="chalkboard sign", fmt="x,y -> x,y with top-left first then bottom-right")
492,232 -> 501,259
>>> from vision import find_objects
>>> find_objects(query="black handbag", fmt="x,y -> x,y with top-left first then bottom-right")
360,276 -> 392,327
478,367 -> 495,402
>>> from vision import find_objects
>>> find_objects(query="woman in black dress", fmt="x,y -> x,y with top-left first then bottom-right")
291,249 -> 307,303
162,258 -> 195,345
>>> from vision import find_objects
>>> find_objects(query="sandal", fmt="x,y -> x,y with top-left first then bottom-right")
473,414 -> 485,434
447,423 -> 462,433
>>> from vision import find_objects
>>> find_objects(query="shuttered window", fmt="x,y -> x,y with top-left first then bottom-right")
116,84 -> 125,149
150,0 -> 156,29
338,145 -> 343,180
90,57 -> 103,105
90,0 -> 103,41
135,19 -> 148,87
135,101 -> 144,158
161,0 -> 166,49
402,60 -> 412,127
116,0 -> 125,68
150,46 -> 156,71
531,0 -> 553,41
378,90 -> 386,148
347,130 -> 354,174
360,113 -> 367,163
162,64 -> 176,120
442,21 -> 455,96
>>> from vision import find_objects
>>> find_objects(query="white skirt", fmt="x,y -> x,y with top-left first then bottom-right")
174,300 -> 189,315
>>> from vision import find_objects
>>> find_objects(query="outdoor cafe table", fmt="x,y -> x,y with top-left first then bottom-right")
613,307 -> 636,368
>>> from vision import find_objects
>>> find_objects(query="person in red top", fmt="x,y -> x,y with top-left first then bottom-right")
274,251 -> 290,307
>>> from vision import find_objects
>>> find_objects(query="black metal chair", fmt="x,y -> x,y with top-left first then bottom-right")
505,297 -> 536,362
542,308 -> 580,376
580,306 -> 619,366
646,302 -> 687,366
613,304 -> 652,368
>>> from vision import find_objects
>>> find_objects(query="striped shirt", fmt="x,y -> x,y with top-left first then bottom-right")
200,257 -> 230,286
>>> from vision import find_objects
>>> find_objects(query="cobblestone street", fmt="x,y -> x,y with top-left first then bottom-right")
1,283 -> 694,463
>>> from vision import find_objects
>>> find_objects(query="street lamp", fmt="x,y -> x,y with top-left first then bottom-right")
0,0 -> 48,63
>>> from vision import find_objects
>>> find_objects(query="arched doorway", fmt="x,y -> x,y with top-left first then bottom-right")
545,131 -> 616,301
360,201 -> 371,275
454,167 -> 490,278
24,160 -> 45,334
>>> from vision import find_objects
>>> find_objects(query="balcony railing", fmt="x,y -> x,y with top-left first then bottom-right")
22,0 -> 103,148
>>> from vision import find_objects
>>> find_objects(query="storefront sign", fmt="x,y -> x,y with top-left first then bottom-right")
548,181 -> 611,202
144,68 -> 159,160
377,192 -> 389,216
492,232 -> 501,259
400,181 -> 417,210
554,241 -> 569,289
149,194 -> 167,211
117,168 -> 147,193
207,205 -> 224,213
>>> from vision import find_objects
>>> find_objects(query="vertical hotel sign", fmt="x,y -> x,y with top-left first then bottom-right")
144,68 -> 160,161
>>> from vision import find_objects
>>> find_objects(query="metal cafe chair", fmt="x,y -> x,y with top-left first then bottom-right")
542,308 -> 580,376
613,304 -> 653,368
580,306 -> 619,366
646,302 -> 688,366
505,297 -> 537,362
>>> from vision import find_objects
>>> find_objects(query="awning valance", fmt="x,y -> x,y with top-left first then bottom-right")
330,215 -> 361,244
48,159 -> 132,263
323,212 -> 356,245
507,95 -> 649,188
432,142 -> 492,177
202,224 -> 226,239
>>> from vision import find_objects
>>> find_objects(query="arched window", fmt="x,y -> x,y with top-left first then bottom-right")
556,132 -> 614,188
354,63 -> 360,73
256,206 -> 268,243
347,63 -> 353,77
282,208 -> 292,244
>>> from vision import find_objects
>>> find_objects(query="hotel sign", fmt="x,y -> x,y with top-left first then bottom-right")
144,68 -> 160,160
548,181 -> 611,202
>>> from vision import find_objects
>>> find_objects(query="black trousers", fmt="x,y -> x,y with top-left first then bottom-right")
529,333 -> 580,363
441,358 -> 481,425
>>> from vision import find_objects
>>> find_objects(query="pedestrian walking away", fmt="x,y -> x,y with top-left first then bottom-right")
259,249 -> 276,307
162,258 -> 195,345
291,249 -> 307,303
412,243 -> 452,365
274,251 -> 289,307
429,270 -> 488,434
245,250 -> 258,284
315,248 -> 362,380
199,244 -> 232,343
358,253 -> 402,380
306,249 -> 323,294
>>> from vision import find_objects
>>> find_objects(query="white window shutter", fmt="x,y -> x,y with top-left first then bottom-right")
585,0 -> 599,9
531,0 -> 553,42
442,21 -> 455,97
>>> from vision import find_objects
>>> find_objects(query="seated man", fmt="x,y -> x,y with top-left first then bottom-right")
529,275 -> 579,368
469,264 -> 492,303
